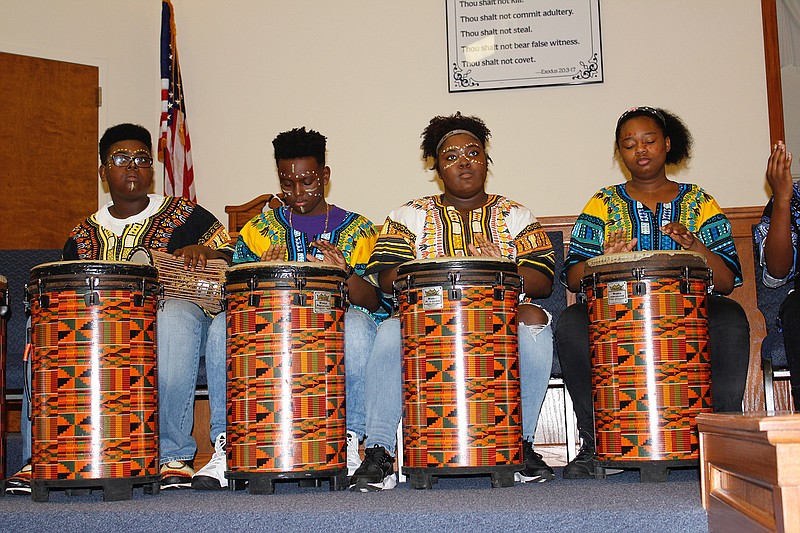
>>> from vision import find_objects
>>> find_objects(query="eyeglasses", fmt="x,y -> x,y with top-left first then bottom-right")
108,152 -> 153,168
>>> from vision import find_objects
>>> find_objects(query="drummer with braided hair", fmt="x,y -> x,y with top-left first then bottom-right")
349,112 -> 557,491
555,106 -> 750,479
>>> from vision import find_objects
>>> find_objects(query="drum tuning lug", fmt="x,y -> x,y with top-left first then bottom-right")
133,293 -> 144,307
0,304 -> 8,318
680,281 -> 690,294
493,288 -> 505,301
295,277 -> 306,290
248,294 -> 260,307
448,288 -> 462,301
633,281 -> 647,296
40,294 -> 50,309
84,291 -> 99,307
407,291 -> 419,305
294,293 -> 307,306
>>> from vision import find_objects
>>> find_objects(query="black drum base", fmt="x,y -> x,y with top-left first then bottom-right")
403,464 -> 521,489
30,475 -> 160,502
226,468 -> 348,495
594,458 -> 699,482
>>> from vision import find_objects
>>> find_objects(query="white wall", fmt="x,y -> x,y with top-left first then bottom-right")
1,0 -> 772,226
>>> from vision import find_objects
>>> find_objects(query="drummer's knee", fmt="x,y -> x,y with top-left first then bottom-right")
518,303 -> 549,327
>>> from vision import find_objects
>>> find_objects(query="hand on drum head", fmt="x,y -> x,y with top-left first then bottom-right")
468,234 -> 502,258
173,244 -> 229,270
659,222 -> 699,251
260,245 -> 287,262
603,228 -> 638,255
308,240 -> 348,270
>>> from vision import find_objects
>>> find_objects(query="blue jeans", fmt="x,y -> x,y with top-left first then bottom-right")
157,299 -> 215,464
20,300 -> 220,466
363,312 -> 554,456
204,306 -> 377,444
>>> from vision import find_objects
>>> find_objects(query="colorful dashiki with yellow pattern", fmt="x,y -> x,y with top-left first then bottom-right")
63,195 -> 233,261
366,194 -> 556,293
563,182 -> 742,286
234,205 -> 392,321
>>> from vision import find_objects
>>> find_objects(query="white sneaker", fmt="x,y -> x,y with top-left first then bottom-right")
346,430 -> 361,476
192,433 -> 227,490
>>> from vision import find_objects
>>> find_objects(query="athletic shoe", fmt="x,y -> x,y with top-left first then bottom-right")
192,434 -> 227,490
349,445 -> 396,492
515,440 -> 556,483
160,460 -> 194,489
346,431 -> 361,477
563,437 -> 596,479
5,463 -> 31,495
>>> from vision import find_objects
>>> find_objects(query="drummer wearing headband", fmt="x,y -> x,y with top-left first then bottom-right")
349,112 -> 557,491
5,123 -> 233,495
555,106 -> 749,479
195,127 -> 392,490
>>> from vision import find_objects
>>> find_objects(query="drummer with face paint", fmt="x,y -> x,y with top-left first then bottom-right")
196,127 -> 392,490
349,112 -> 557,491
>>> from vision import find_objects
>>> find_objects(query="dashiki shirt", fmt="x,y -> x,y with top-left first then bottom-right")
366,194 -> 555,301
234,205 -> 392,321
63,194 -> 233,261
563,182 -> 742,287
754,181 -> 800,290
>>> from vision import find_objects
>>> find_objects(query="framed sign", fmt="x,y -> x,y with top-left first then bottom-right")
446,0 -> 603,92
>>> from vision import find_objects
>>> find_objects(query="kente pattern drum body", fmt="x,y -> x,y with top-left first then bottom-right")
395,257 -> 523,485
582,251 -> 713,464
27,261 -> 159,496
0,275 -> 8,480
225,262 -> 347,491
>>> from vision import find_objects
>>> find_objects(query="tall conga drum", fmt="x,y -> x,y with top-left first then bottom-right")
395,257 -> 523,489
0,275 -> 8,483
225,262 -> 347,494
582,251 -> 713,481
27,261 -> 160,501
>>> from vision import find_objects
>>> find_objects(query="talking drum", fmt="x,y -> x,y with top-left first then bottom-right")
582,251 -> 713,481
128,247 -> 227,315
395,257 -> 523,489
0,275 -> 8,481
27,261 -> 160,501
225,262 -> 347,494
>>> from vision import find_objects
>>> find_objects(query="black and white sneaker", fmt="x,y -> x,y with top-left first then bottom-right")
349,445 -> 397,492
346,431 -> 361,477
515,440 -> 555,483
192,433 -> 227,490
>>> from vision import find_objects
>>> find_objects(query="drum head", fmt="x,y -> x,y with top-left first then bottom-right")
128,247 -> 153,265
30,260 -> 157,280
584,250 -> 707,275
226,261 -> 345,284
397,256 -> 517,276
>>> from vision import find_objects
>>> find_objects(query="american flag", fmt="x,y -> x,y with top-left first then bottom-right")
159,0 -> 196,202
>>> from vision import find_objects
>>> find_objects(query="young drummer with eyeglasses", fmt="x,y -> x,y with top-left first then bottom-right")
192,127 -> 392,490
5,123 -> 233,494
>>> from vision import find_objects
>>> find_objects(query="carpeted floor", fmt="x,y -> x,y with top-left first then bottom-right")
0,458 -> 708,532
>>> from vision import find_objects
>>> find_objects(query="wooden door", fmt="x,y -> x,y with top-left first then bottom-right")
0,52 -> 99,250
